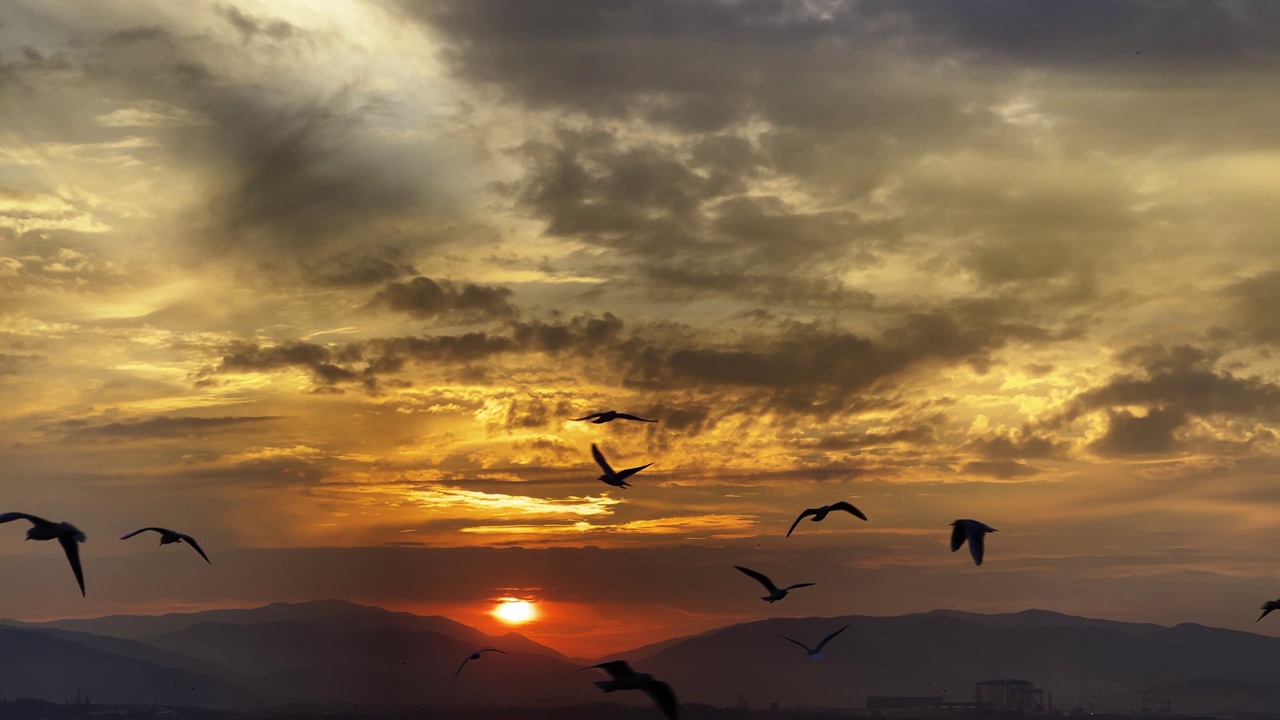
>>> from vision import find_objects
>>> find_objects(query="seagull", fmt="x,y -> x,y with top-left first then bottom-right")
0,512 -> 87,596
579,660 -> 679,720
1258,599 -> 1280,622
120,527 -> 211,564
453,648 -> 506,681
786,501 -> 868,537
950,519 -> 997,566
781,624 -> 849,660
592,443 -> 653,488
733,565 -> 815,603
572,410 -> 657,424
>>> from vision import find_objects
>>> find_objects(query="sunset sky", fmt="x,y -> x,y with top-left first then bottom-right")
4,0 -> 1280,658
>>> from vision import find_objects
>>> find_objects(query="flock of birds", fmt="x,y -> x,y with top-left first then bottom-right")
14,408 -> 1232,719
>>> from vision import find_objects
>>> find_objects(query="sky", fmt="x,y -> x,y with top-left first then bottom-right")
3,0 -> 1280,659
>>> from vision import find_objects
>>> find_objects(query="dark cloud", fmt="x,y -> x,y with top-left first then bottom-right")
1058,344 -> 1280,457
1224,270 -> 1280,343
214,3 -> 299,43
301,247 -> 418,288
48,415 -> 279,441
962,459 -> 1039,479
0,353 -> 45,375
967,433 -> 1069,460
364,276 -> 516,321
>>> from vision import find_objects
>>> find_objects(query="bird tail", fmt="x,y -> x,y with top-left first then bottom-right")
594,681 -> 619,692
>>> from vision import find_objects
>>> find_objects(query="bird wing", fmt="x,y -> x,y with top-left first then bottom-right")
950,521 -> 967,552
814,624 -> 849,653
781,582 -> 816,592
591,444 -> 615,475
453,656 -> 472,681
579,660 -> 634,679
780,635 -> 814,654
58,534 -> 86,597
179,534 -> 212,564
120,527 -> 167,540
477,648 -> 506,655
0,512 -> 45,526
733,565 -> 778,593
616,463 -> 653,481
829,502 -> 868,521
786,508 -> 819,537
571,413 -> 603,421
614,413 -> 656,423
642,679 -> 680,720
967,525 -> 986,566
1259,608 -> 1273,623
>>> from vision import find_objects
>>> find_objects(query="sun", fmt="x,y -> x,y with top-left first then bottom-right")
493,598 -> 537,625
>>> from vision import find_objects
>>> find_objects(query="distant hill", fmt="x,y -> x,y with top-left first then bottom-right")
0,626 -> 261,706
634,610 -> 1280,712
10,604 -> 1280,711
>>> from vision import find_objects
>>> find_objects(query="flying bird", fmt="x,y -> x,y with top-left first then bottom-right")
572,410 -> 657,424
453,648 -> 506,681
786,501 -> 868,537
579,660 -> 679,720
120,527 -> 211,564
0,512 -> 87,596
950,519 -> 998,566
1258,599 -> 1280,622
733,565 -> 815,603
781,624 -> 849,660
592,443 -> 653,488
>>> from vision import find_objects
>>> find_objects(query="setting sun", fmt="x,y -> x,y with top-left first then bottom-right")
493,599 -> 537,625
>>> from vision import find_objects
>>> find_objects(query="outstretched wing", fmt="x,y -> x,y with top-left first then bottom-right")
571,413 -> 604,421
780,635 -> 813,654
58,534 -> 86,597
967,525 -> 986,566
179,534 -> 212,564
0,512 -> 44,526
733,565 -> 779,593
477,648 -> 506,656
1259,608 -> 1274,623
579,660 -> 634,679
814,624 -> 849,653
120,527 -> 167,540
828,502 -> 868,521
642,679 -> 680,720
615,463 -> 653,481
613,413 -> 657,423
950,521 -> 967,552
781,582 -> 816,592
786,508 -> 819,537
591,444 -> 615,475
453,656 -> 473,681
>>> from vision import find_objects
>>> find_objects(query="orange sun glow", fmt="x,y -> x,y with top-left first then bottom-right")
493,598 -> 537,624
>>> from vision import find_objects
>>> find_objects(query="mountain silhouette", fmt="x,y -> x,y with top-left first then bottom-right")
7,604 -> 1280,710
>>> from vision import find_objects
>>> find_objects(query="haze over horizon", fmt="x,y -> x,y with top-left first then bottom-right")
4,0 -> 1280,660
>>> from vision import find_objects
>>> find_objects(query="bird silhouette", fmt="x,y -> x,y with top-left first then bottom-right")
733,565 -> 815,603
579,660 -> 679,719
572,410 -> 657,424
453,648 -> 506,681
786,501 -> 867,537
1258,599 -> 1280,622
592,444 -> 653,488
120,527 -> 211,564
781,624 -> 848,659
950,519 -> 997,566
0,512 -> 87,596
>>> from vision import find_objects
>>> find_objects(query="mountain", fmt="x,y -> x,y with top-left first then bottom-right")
0,626 -> 261,706
3,598 -> 567,661
634,610 -> 1280,712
